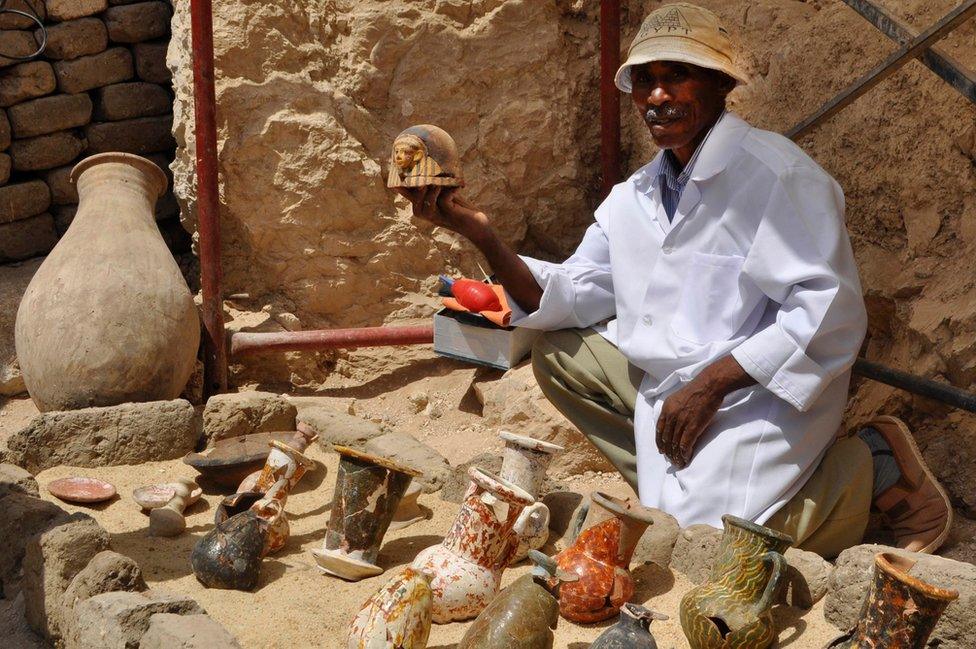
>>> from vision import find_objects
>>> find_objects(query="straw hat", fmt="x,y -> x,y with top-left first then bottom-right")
615,3 -> 749,93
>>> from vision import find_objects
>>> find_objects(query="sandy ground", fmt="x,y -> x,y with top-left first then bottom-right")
0,357 -> 845,649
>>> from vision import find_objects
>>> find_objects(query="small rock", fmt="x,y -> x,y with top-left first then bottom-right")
0,462 -> 38,496
0,62 -> 56,107
2,400 -> 200,473
139,613 -> 241,649
84,114 -> 174,155
61,551 -> 148,633
423,400 -> 443,419
407,390 -> 428,414
23,515 -> 110,642
273,311 -> 301,331
45,0 -> 107,21
825,544 -> 976,648
202,390 -> 297,444
36,17 -> 107,61
364,432 -> 452,494
632,509 -> 681,567
669,524 -> 723,584
71,590 -> 204,649
0,492 -> 69,598
779,547 -> 832,609
53,47 -> 132,94
0,180 -> 50,224
297,406 -> 382,451
103,2 -> 171,43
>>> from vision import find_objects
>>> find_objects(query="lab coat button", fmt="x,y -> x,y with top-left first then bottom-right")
642,314 -> 653,325
662,245 -> 674,254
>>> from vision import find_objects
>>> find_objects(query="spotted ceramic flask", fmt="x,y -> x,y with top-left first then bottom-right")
679,515 -> 793,649
825,552 -> 958,648
347,568 -> 433,649
411,467 -> 534,623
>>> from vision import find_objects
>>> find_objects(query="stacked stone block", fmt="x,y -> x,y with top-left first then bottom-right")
0,0 -> 182,264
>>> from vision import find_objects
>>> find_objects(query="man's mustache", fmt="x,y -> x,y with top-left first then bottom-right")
644,105 -> 686,123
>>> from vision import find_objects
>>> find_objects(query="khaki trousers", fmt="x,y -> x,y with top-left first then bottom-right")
532,327 -> 873,558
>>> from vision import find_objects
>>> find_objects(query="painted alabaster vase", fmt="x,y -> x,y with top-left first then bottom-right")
312,445 -> 421,581
347,567 -> 433,649
497,431 -> 563,563
458,550 -> 576,649
679,515 -> 793,649
555,491 -> 655,623
411,466 -> 534,623
15,153 -> 199,411
237,433 -> 317,495
591,604 -> 669,649
826,552 -> 958,649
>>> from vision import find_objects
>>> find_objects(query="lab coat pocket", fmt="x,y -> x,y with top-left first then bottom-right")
671,252 -> 747,345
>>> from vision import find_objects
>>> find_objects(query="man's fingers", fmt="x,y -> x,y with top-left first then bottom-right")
656,407 -> 668,455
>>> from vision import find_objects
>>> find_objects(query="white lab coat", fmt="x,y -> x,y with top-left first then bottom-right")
510,112 -> 867,528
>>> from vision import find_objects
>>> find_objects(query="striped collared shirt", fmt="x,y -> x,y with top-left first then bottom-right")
656,111 -> 725,221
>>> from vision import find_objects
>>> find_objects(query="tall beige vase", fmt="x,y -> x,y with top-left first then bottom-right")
14,153 -> 200,412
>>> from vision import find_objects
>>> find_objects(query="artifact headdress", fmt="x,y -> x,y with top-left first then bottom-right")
387,124 -> 463,189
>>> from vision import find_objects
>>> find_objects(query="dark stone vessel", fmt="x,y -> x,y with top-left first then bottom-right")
590,604 -> 668,649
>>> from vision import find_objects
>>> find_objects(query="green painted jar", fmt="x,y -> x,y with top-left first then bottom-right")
679,515 -> 793,649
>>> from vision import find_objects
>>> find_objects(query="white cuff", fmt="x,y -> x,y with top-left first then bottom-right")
731,324 -> 829,412
507,256 -> 577,330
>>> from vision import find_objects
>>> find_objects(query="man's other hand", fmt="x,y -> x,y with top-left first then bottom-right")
656,354 -> 757,468
395,186 -> 489,240
656,378 -> 725,468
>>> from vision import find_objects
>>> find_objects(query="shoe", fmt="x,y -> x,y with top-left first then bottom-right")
866,416 -> 953,554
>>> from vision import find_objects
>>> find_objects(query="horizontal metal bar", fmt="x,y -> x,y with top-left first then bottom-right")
230,326 -> 434,357
853,358 -> 976,413
842,0 -> 976,105
788,0 -> 976,139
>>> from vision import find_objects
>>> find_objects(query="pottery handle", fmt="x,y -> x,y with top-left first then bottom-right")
755,550 -> 788,615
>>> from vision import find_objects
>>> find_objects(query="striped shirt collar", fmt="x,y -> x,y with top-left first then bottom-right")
657,109 -> 726,194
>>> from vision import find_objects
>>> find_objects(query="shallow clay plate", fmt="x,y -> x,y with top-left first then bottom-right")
132,483 -> 204,510
48,477 -> 117,504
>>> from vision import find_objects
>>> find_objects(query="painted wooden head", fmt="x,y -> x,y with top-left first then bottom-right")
387,124 -> 463,188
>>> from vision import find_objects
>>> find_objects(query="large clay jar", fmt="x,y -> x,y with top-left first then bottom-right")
411,466 -> 534,623
15,153 -> 199,412
826,552 -> 958,649
459,550 -> 574,649
312,445 -> 421,581
497,431 -> 563,563
679,515 -> 793,649
347,567 -> 434,649
591,604 -> 669,649
555,491 -> 655,623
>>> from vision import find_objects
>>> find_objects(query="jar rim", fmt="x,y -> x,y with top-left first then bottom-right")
70,152 -> 168,199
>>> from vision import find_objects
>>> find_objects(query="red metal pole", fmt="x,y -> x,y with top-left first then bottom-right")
600,0 -> 621,198
230,326 -> 435,357
190,0 -> 227,396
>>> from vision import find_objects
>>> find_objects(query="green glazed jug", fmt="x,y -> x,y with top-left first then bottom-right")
679,515 -> 793,649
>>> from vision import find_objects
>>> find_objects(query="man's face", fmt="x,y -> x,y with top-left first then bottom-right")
630,61 -> 733,152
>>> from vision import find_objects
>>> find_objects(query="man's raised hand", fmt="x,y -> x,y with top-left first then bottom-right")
395,186 -> 489,240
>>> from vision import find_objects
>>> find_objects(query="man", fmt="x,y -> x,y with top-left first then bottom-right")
398,3 -> 952,557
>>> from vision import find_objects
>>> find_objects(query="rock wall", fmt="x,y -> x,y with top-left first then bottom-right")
169,0 -> 976,508
0,0 -> 186,264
